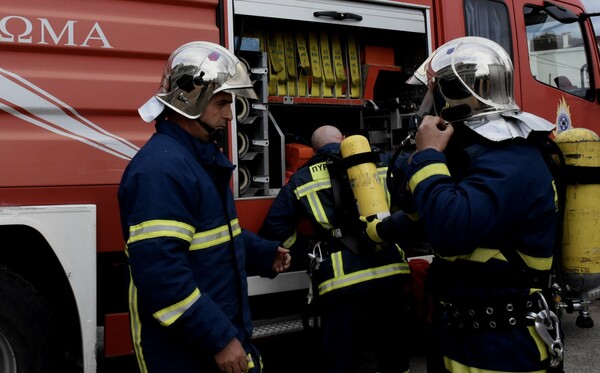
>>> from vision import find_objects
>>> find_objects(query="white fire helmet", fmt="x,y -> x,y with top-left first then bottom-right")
408,36 -> 554,141
138,41 -> 258,123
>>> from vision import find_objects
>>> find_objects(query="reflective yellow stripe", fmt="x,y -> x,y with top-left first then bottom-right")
318,262 -> 410,296
247,353 -> 255,369
295,180 -> 332,229
439,248 -> 552,271
529,324 -> 549,361
307,190 -> 330,229
440,248 -> 507,263
518,251 -> 553,271
377,166 -> 390,205
332,251 -> 344,278
283,231 -> 297,248
295,178 -> 331,197
128,219 -> 194,244
128,266 -> 148,373
443,355 -> 546,373
153,288 -> 201,326
408,163 -> 451,192
190,219 -> 241,250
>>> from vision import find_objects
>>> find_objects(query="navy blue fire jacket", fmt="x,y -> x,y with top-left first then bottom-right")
118,119 -> 280,372
379,133 -> 560,372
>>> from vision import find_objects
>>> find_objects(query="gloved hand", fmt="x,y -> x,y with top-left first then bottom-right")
359,216 -> 383,244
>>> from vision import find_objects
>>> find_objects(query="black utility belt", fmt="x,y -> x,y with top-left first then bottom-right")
441,298 -> 537,331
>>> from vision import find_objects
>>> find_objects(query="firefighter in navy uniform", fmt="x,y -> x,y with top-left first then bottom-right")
363,37 -> 565,372
118,41 -> 290,373
259,125 -> 411,373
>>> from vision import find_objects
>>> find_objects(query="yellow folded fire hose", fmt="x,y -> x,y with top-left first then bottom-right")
308,31 -> 323,97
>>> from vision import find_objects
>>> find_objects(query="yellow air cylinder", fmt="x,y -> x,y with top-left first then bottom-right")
340,135 -> 390,220
555,128 -> 600,294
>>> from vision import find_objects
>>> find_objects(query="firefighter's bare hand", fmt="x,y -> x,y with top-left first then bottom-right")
214,338 -> 250,373
272,247 -> 291,273
415,115 -> 454,152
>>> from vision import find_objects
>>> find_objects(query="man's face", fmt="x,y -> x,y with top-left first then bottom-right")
189,91 -> 233,142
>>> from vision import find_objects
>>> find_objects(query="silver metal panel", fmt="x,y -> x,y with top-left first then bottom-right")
234,0 -> 426,34
247,270 -> 309,296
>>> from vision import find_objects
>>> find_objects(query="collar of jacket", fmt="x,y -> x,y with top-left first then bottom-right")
155,119 -> 235,171
315,142 -> 341,156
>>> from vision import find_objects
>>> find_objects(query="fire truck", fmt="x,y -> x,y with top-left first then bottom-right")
1,0 -> 599,371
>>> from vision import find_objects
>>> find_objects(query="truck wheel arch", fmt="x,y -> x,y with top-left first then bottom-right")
0,223 -> 84,372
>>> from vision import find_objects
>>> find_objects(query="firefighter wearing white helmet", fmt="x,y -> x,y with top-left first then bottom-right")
363,36 -> 565,372
119,41 -> 290,373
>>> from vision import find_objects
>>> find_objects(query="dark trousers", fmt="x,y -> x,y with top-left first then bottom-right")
319,286 -> 410,373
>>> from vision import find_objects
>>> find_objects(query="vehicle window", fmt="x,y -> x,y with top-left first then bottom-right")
464,0 -> 512,57
525,5 -> 590,98
591,15 -> 600,57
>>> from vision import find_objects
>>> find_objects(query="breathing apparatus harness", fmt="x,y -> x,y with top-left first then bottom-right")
303,149 -> 382,256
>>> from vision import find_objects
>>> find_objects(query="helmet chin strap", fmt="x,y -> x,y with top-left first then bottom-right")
197,119 -> 224,147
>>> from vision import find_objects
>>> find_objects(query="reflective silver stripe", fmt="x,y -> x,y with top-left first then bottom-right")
128,219 -> 194,244
190,218 -> 241,250
295,179 -> 331,197
318,262 -> 410,296
307,189 -> 330,228
332,251 -> 344,277
153,288 -> 201,326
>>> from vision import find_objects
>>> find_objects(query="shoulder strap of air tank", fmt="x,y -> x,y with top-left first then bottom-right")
530,135 -> 567,287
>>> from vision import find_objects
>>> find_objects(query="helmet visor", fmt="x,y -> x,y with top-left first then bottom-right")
215,61 -> 258,99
